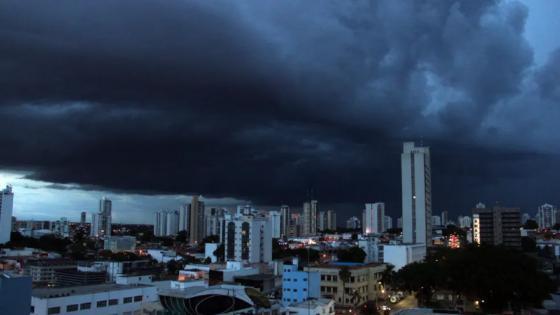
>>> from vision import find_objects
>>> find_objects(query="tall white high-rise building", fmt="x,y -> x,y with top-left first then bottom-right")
178,203 -> 190,232
280,205 -> 290,238
441,211 -> 449,226
269,211 -> 281,238
346,216 -> 360,229
91,197 -> 112,237
537,203 -> 557,229
0,185 -> 14,244
432,215 -> 442,226
221,212 -> 272,263
52,217 -> 69,237
363,203 -> 385,235
458,215 -> 472,228
318,210 -> 337,231
189,195 -> 205,244
302,200 -> 318,235
205,207 -> 227,237
154,210 -> 180,237
401,142 -> 432,245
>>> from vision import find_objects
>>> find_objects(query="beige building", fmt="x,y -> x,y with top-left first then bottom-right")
304,262 -> 386,308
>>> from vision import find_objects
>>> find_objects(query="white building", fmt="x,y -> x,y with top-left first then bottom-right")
382,244 -> 426,271
204,207 -> 226,237
363,202 -> 385,235
537,203 -> 557,229
280,205 -> 291,238
222,212 -> 272,263
441,211 -> 449,226
0,185 -> 14,244
318,210 -> 336,232
154,210 -> 179,237
384,215 -> 393,230
204,243 -> 218,263
103,236 -> 136,252
358,235 -> 382,263
431,215 -> 442,226
90,197 -> 112,238
346,216 -> 360,229
288,298 -> 335,315
401,142 -> 432,245
52,217 -> 69,238
30,283 -> 157,315
302,200 -> 318,236
269,211 -> 281,238
178,203 -> 190,232
458,216 -> 472,228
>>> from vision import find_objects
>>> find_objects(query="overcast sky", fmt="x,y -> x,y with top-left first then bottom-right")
1,0 -> 560,223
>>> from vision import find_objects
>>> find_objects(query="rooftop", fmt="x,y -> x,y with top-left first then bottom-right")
234,274 -> 276,281
290,298 -> 333,309
32,283 -> 151,299
307,261 -> 385,269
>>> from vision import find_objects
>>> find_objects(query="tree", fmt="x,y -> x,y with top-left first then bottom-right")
337,247 -> 366,263
175,230 -> 188,243
521,236 -> 536,252
166,260 -> 180,275
339,266 -> 351,306
394,245 -> 555,312
213,244 -> 225,262
523,219 -> 538,230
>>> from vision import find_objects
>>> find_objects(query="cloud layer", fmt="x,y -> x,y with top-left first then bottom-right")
1,0 -> 559,217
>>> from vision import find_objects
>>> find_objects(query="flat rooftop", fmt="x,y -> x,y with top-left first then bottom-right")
234,274 -> 276,281
32,283 -> 151,298
307,261 -> 384,269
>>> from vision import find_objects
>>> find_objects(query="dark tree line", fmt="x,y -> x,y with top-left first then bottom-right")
394,245 -> 554,313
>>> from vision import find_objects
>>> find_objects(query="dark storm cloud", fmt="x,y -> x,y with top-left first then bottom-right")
0,0 -> 559,218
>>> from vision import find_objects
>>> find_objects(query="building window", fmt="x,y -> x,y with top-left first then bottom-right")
326,275 -> 331,281
97,300 -> 107,308
321,275 -> 325,281
47,307 -> 60,315
80,303 -> 91,310
303,278 -> 307,281
124,297 -> 133,304
66,304 -> 78,312
241,222 -> 250,260
321,286 -> 325,292
333,275 -> 338,282
109,299 -> 118,306
303,288 -> 307,291
134,295 -> 143,302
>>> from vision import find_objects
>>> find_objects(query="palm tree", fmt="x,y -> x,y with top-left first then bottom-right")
339,266 -> 351,307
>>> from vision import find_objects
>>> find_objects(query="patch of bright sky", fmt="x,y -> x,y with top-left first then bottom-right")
517,0 -> 560,65
0,171 -> 248,224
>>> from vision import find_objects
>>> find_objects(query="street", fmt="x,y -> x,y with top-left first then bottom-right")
389,294 -> 418,314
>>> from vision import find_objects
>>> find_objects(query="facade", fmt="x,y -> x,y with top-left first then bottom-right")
205,207 -> 226,237
432,215 -> 442,226
80,212 -> 86,225
90,197 -> 112,237
103,236 -> 137,252
0,185 -> 14,244
318,210 -> 337,232
269,211 -> 281,238
189,195 -> 205,244
288,212 -> 302,238
358,235 -> 382,263
25,260 -> 77,284
363,203 -> 385,235
472,205 -> 521,248
52,217 -> 69,237
382,244 -> 426,271
537,203 -> 557,229
280,205 -> 291,238
305,262 -> 386,308
222,213 -> 272,263
178,203 -> 190,232
458,216 -> 472,228
346,216 -> 360,229
302,200 -> 318,236
441,211 -> 449,226
54,269 -> 106,287
0,273 -> 32,315
31,283 -> 157,315
401,142 -> 432,245
384,215 -> 393,230
154,210 -> 180,237
282,259 -> 320,306
288,298 -> 335,315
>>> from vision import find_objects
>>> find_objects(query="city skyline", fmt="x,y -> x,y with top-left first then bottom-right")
1,1 -> 560,223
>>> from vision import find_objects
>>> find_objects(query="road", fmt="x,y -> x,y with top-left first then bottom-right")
389,294 -> 417,314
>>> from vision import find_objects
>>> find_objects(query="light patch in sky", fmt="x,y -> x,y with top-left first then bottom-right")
0,171 -> 248,224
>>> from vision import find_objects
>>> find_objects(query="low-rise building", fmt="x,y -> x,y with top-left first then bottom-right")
0,273 -> 32,315
282,258 -> 320,306
288,298 -> 335,315
382,244 -> 426,271
31,283 -> 157,315
103,236 -> 136,252
54,268 -> 106,287
304,262 -> 386,308
25,259 -> 77,285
